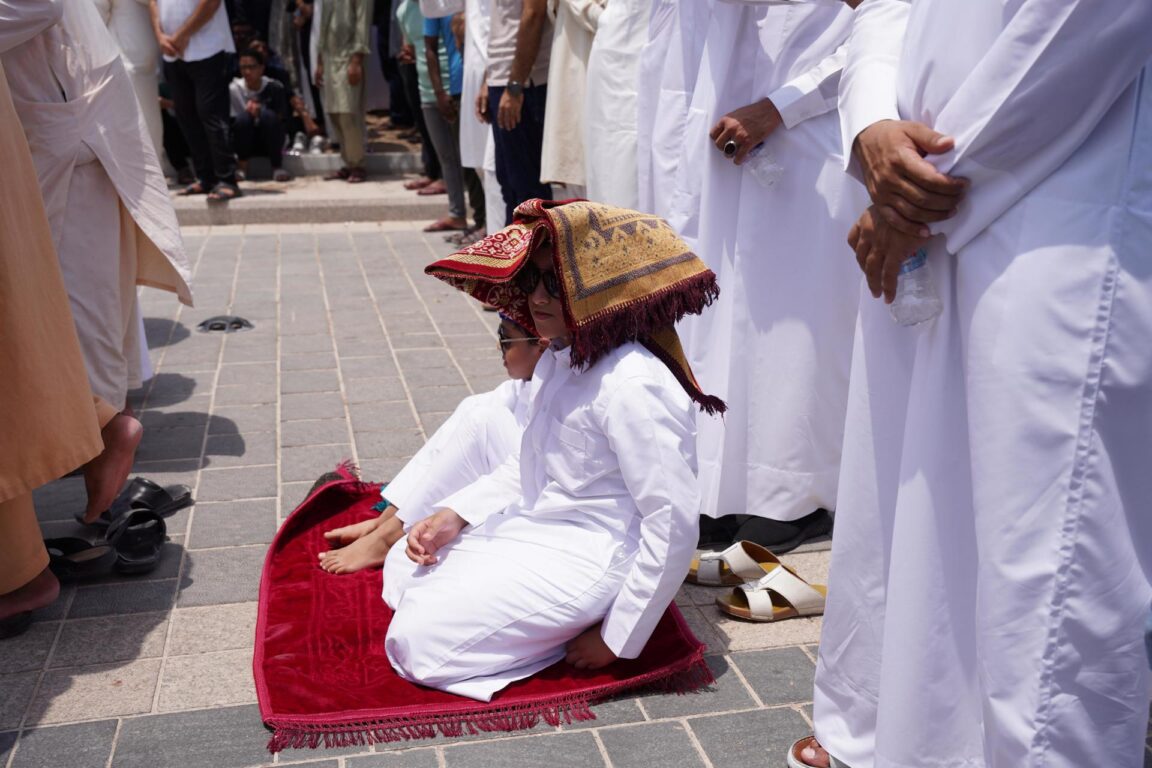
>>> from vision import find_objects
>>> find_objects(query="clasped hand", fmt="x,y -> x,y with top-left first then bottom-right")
709,98 -> 783,165
405,508 -> 467,566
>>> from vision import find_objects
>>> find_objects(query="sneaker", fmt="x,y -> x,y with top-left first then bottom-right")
288,131 -> 307,156
308,135 -> 327,155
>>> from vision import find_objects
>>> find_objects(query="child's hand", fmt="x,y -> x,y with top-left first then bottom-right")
565,624 -> 617,671
405,508 -> 466,566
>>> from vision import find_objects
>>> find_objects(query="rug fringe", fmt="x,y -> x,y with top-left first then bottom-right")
265,653 -> 712,753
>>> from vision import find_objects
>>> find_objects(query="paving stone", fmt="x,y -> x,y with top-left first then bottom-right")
197,466 -> 278,502
32,585 -> 74,623
158,649 -> 256,711
221,337 -> 278,364
418,412 -> 451,435
178,546 -> 265,607
205,431 -> 278,468
0,731 -> 15,763
598,721 -> 706,768
729,647 -> 815,707
360,458 -> 412,484
50,613 -> 169,668
140,408 -> 210,430
348,402 -> 421,432
281,419 -> 352,447
282,444 -> 355,483
214,382 -> 278,406
346,748 -> 440,768
29,659 -> 161,724
708,613 -> 823,651
559,697 -> 646,730
676,604 -> 726,654
31,476 -> 87,521
399,364 -> 468,389
281,333 -> 336,355
339,356 -> 399,379
134,425 -> 206,462
10,719 -> 118,768
0,620 -> 58,673
410,386 -> 472,414
280,481 -> 317,512
281,392 -> 347,421
168,602 -> 258,656
687,706 -> 810,768
280,369 -> 340,395
0,672 -> 38,729
394,349 -> 453,370
140,373 -> 204,407
344,376 -> 407,404
639,655 -> 755,719
442,731 -> 605,768
69,580 -> 178,619
355,429 -> 425,460
210,404 -> 278,435
188,499 -> 277,549
218,362 -> 277,388
281,352 -> 338,371
391,333 -> 443,350
111,704 -> 269,768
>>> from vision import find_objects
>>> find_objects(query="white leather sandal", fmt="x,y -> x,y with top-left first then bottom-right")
715,563 -> 827,621
686,540 -> 782,586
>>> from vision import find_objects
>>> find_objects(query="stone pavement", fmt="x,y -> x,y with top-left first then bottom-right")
1,222 -> 829,768
3,222 -> 1148,768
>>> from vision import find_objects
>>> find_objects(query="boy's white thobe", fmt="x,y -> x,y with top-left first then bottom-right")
679,0 -> 865,522
814,1 -> 1152,766
383,342 -> 700,701
385,379 -> 530,527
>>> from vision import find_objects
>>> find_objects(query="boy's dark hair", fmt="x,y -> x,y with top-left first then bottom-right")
240,47 -> 266,66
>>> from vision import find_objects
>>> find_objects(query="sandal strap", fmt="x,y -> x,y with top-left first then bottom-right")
698,540 -> 772,583
738,564 -> 825,617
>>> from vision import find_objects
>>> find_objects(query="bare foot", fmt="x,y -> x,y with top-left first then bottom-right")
323,505 -> 397,546
792,736 -> 832,768
81,413 -> 143,524
318,517 -> 404,574
0,567 -> 60,622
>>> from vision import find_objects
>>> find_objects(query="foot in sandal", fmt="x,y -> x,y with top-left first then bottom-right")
81,412 -> 143,525
788,736 -> 841,768
715,562 -> 827,622
686,540 -> 782,586
423,216 -> 468,233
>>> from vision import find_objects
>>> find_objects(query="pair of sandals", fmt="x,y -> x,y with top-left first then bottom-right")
686,540 -> 827,622
325,166 -> 367,183
47,507 -> 167,580
180,180 -> 242,202
443,225 -> 487,246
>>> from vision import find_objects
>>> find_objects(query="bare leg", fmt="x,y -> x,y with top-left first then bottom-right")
323,504 -> 398,546
318,516 -> 405,574
81,412 -> 142,524
0,567 -> 59,622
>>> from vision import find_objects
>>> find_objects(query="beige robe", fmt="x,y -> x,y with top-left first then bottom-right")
2,0 -> 192,408
540,0 -> 605,188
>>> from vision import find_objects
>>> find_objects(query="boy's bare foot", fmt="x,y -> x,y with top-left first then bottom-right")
318,517 -> 404,574
323,505 -> 397,546
0,567 -> 60,622
81,413 -> 143,524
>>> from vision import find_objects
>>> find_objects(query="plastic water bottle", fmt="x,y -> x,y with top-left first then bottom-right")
889,247 -> 942,326
744,143 -> 784,188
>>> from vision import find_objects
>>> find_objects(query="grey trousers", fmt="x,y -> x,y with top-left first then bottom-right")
422,100 -> 483,225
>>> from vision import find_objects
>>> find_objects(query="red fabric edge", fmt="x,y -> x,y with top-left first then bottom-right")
253,469 -> 714,753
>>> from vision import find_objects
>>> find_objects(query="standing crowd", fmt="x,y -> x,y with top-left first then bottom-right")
2,0 -> 1151,767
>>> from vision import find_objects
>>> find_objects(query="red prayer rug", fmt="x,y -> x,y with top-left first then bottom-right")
254,464 -> 713,753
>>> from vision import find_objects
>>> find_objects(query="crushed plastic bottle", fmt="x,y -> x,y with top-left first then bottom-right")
889,247 -> 943,326
744,143 -> 784,188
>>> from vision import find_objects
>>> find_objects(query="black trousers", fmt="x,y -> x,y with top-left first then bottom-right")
233,109 -> 286,169
163,51 -> 237,188
487,84 -> 552,226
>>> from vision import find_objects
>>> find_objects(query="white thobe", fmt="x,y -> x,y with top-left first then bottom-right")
813,2 -> 1152,766
2,0 -> 191,408
89,0 -> 163,158
385,379 -> 530,526
679,0 -> 864,522
382,342 -> 700,700
539,0 -> 604,188
458,0 -> 491,170
582,0 -> 650,208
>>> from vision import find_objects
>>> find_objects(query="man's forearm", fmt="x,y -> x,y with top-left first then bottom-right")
148,0 -> 165,40
175,0 -> 221,41
507,0 -> 546,84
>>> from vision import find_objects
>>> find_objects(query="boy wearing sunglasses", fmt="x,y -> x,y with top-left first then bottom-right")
318,315 -> 547,573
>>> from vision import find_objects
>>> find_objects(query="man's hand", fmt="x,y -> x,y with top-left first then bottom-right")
497,88 -> 523,131
158,33 -> 180,58
347,55 -> 363,86
853,120 -> 967,237
475,82 -> 489,124
245,99 -> 261,118
405,509 -> 467,566
848,205 -> 929,303
398,42 -> 415,65
436,90 -> 458,123
315,58 -> 324,86
709,98 -> 783,165
565,624 -> 617,671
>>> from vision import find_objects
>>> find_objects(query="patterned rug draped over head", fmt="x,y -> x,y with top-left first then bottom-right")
254,465 -> 713,752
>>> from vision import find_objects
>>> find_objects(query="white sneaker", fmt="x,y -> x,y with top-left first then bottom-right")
288,131 -> 307,156
308,135 -> 327,155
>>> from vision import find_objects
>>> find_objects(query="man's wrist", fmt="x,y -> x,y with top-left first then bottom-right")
506,80 -> 524,98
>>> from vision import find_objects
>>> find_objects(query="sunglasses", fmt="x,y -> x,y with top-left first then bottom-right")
514,262 -> 562,299
497,326 -> 543,352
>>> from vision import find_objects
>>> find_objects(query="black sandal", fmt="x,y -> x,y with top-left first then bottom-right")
733,509 -> 833,555
207,181 -> 242,202
45,538 -> 117,581
75,476 -> 194,528
179,181 -> 208,196
106,508 -> 168,575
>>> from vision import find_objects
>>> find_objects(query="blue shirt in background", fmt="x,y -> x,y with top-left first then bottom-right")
423,16 -> 463,96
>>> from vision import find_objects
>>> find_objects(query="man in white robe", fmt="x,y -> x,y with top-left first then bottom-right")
460,0 -> 502,234
90,0 -> 164,158
802,1 -> 1152,766
1,0 -> 192,501
678,0 -> 865,550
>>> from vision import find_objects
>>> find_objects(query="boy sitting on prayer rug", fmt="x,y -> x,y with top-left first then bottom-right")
318,314 -> 548,574
381,199 -> 724,701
